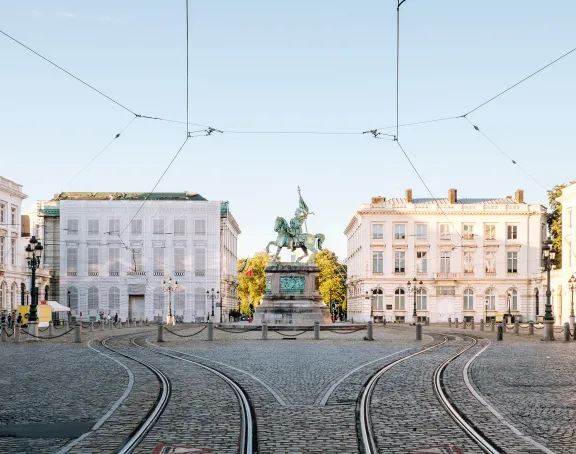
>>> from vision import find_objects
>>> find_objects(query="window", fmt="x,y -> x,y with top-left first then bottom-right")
11,207 -> 16,226
195,219 -> 206,235
393,224 -> 406,240
507,225 -> 518,240
463,288 -> 474,310
11,283 -> 17,309
108,219 -> 120,235
153,219 -> 164,235
88,247 -> 99,274
507,251 -> 518,273
153,247 -> 164,275
87,286 -> 99,313
195,247 -> 206,276
416,251 -> 427,273
131,219 -> 143,235
0,236 -> 3,263
485,288 -> 496,310
372,224 -> 384,240
440,251 -> 451,273
440,224 -> 451,240
175,288 -> 186,316
67,219 -> 79,235
463,251 -> 474,273
67,247 -> 78,274
88,220 -> 99,236
109,287 -> 120,313
194,287 -> 205,318
68,287 -> 78,312
0,282 -> 3,309
485,224 -> 496,240
415,224 -> 428,241
153,287 -> 165,317
372,289 -> 384,310
109,247 -> 120,274
463,224 -> 475,240
372,251 -> 383,273
131,248 -> 143,272
394,251 -> 405,273
416,289 -> 427,310
174,247 -> 185,273
485,251 -> 496,273
0,203 -> 4,223
508,289 -> 518,311
174,219 -> 186,236
11,239 -> 15,265
394,288 -> 406,310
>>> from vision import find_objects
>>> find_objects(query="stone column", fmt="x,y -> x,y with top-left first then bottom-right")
480,319 -> 485,331
528,321 -> 534,335
514,319 -> 519,335
262,322 -> 268,340
564,322 -> 570,342
14,324 -> 21,344
49,321 -> 54,337
366,321 -> 373,341
416,323 -> 422,341
207,322 -> 214,341
157,324 -> 164,342
74,323 -> 82,343
497,324 -> 503,341
314,321 -> 320,340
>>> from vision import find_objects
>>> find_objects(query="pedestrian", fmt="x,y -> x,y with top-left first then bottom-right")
1,313 -> 5,324
106,313 -> 111,324
114,313 -> 118,323
7,314 -> 12,329
17,314 -> 23,325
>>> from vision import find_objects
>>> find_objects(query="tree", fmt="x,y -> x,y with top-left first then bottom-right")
312,249 -> 347,312
547,181 -> 575,268
237,252 -> 271,315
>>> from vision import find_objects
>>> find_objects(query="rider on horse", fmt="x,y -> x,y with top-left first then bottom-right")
289,187 -> 313,251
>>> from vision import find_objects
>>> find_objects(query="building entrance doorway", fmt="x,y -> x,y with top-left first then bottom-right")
129,295 -> 145,321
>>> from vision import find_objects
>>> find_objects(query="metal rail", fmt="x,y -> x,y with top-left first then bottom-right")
100,337 -> 171,454
132,337 -> 257,454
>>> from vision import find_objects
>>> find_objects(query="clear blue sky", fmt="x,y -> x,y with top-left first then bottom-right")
1,1 -> 575,260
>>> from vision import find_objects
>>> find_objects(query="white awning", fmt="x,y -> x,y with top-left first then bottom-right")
42,300 -> 71,312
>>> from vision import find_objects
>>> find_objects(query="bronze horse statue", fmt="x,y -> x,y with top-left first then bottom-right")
265,216 -> 325,264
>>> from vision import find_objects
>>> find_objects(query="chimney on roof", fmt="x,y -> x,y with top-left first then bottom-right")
448,188 -> 457,204
515,189 -> 524,204
371,196 -> 385,204
406,189 -> 413,203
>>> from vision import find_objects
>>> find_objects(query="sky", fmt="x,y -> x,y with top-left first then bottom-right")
1,1 -> 575,261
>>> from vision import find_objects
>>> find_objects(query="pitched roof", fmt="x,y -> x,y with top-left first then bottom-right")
375,197 -> 515,206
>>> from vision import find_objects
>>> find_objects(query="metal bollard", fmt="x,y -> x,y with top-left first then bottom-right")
528,321 -> 534,335
491,319 -> 495,332
564,322 -> 570,342
207,322 -> 214,341
262,322 -> 268,340
90,321 -> 94,332
157,324 -> 164,342
74,323 -> 82,343
383,318 -> 386,326
455,318 -> 459,329
314,321 -> 320,340
416,323 -> 422,341
49,321 -> 54,337
1,323 -> 6,342
497,324 -> 503,341
514,319 -> 519,335
365,321 -> 373,341
14,324 -> 20,344
480,319 -> 485,331
448,317 -> 452,328
471,320 -> 475,330
463,320 -> 467,330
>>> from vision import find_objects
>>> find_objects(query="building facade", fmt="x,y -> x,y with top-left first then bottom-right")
0,176 -> 50,314
344,189 -> 546,323
36,192 -> 239,323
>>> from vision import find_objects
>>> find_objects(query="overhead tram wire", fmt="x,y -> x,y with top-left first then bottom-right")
186,0 -> 190,137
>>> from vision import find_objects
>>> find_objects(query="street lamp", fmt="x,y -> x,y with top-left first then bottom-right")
25,236 -> 43,336
365,291 -> 375,322
207,288 -> 219,320
568,274 -> 575,329
407,277 -> 423,325
161,277 -> 178,326
506,291 -> 512,323
542,238 -> 556,341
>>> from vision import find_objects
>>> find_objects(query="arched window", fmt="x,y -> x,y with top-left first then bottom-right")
109,287 -> 120,314
372,288 -> 384,310
153,287 -> 165,318
394,288 -> 405,310
485,288 -> 496,310
175,288 -> 186,317
44,285 -> 50,301
508,289 -> 518,311
416,288 -> 427,310
68,287 -> 78,313
463,288 -> 474,310
11,283 -> 17,310
194,287 -> 206,318
88,286 -> 99,313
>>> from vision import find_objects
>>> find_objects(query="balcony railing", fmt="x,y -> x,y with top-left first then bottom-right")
153,271 -> 164,276
88,272 -> 99,276
435,272 -> 459,279
109,271 -> 120,276
175,271 -> 185,276
127,271 -> 146,276
195,270 -> 206,277
67,271 -> 78,276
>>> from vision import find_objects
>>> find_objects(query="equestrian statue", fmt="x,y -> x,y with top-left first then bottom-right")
265,187 -> 325,264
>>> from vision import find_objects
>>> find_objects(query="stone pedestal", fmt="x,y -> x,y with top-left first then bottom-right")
166,315 -> 176,326
253,263 -> 331,325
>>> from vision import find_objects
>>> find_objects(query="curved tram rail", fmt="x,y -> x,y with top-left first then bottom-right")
132,337 -> 258,454
357,334 -> 502,454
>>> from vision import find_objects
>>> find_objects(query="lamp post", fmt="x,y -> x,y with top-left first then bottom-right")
407,277 -> 423,325
568,274 -> 575,330
207,288 -> 219,320
25,236 -> 43,337
506,291 -> 512,324
542,238 -> 556,341
67,290 -> 72,324
364,291 -> 374,322
161,277 -> 178,326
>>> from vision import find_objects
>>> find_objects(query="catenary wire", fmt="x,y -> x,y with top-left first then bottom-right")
0,29 -> 137,116
186,0 -> 190,137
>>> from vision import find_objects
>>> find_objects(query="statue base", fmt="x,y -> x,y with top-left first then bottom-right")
253,263 -> 331,325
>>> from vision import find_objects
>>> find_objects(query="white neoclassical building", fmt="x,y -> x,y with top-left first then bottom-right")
0,176 -> 50,314
36,192 -> 240,323
344,188 -> 546,323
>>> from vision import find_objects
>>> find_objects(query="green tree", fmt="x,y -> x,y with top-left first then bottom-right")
547,181 -> 575,268
237,252 -> 271,315
312,249 -> 347,312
